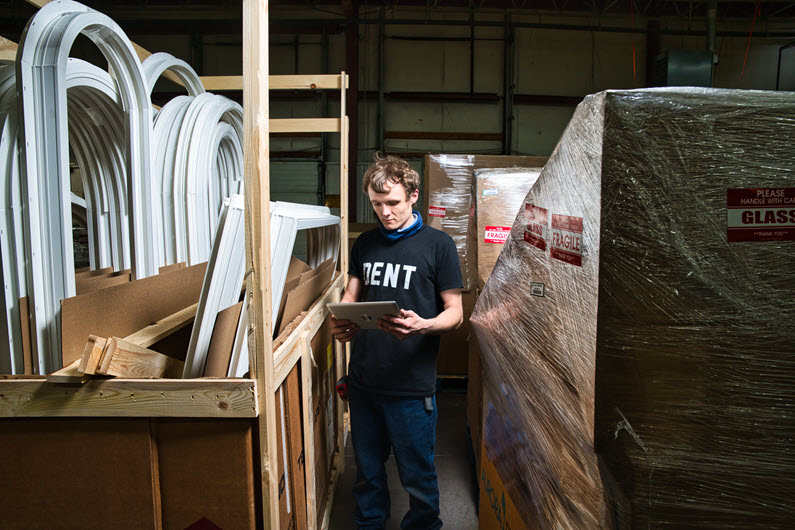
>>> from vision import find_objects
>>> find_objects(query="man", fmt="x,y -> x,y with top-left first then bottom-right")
331,153 -> 463,529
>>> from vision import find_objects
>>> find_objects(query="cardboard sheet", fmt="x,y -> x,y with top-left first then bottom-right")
203,302 -> 243,377
277,258 -> 335,336
60,263 -> 207,366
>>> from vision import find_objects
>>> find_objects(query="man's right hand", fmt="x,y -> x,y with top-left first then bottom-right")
331,316 -> 359,343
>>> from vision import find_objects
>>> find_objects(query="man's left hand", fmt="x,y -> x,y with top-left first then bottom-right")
378,309 -> 427,340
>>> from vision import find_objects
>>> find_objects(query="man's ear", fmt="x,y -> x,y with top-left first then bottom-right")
409,188 -> 419,205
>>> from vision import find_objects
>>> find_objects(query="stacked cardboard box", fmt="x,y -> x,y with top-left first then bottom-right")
425,155 -> 547,375
468,168 -> 543,291
471,88 -> 795,528
465,167 -> 543,473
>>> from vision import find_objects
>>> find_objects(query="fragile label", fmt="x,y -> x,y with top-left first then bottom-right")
727,188 -> 795,242
550,214 -> 583,266
483,189 -> 499,196
523,204 -> 548,251
484,226 -> 511,244
429,205 -> 446,218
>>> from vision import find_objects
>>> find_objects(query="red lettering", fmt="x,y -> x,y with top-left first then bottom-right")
763,210 -> 775,223
742,211 -> 753,224
790,210 -> 795,223
776,210 -> 788,223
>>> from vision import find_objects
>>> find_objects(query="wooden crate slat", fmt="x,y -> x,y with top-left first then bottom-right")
0,378 -> 257,418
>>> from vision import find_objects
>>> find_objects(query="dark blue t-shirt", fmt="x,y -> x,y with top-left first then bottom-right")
348,224 -> 462,397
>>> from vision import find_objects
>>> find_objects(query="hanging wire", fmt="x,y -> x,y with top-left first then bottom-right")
740,0 -> 762,86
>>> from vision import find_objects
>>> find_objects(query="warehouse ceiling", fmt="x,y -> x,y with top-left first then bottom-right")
2,0 -> 794,40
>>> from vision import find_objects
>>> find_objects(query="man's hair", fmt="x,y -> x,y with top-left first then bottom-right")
362,152 -> 420,199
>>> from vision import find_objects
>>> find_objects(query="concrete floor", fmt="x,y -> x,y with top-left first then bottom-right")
329,390 -> 480,529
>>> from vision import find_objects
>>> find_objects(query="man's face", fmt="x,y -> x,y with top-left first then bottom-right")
368,182 -> 419,230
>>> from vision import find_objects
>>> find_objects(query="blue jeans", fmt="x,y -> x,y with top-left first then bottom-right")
349,385 -> 442,530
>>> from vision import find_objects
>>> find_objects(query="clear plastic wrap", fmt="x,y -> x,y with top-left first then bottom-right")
471,88 -> 795,529
424,154 -> 548,291
468,168 -> 543,290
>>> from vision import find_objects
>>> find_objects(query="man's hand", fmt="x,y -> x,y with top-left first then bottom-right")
378,309 -> 428,340
331,316 -> 359,343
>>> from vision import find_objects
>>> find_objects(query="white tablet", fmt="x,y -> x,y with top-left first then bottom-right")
327,301 -> 401,329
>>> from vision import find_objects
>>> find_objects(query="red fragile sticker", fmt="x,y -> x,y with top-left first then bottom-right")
727,188 -> 795,242
550,214 -> 583,266
429,205 -> 446,218
484,226 -> 511,244
523,204 -> 548,251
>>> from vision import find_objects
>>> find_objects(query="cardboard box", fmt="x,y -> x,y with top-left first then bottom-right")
0,418 -> 161,529
470,168 -> 543,290
478,443 -> 527,530
471,88 -> 795,528
0,417 -> 258,529
424,154 -> 548,292
466,312 -> 483,474
436,289 -> 477,375
157,419 -> 258,529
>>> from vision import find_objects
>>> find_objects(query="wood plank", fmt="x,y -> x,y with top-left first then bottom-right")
243,0 -> 278,528
199,74 -> 347,92
19,296 -> 34,375
0,378 -> 257,417
123,303 -> 198,348
0,36 -> 18,62
300,333 -> 318,530
199,75 -> 243,91
270,118 -> 341,134
270,74 -> 347,90
78,335 -> 107,375
384,130 -> 504,141
45,359 -> 88,384
100,337 -> 184,379
320,452 -> 344,530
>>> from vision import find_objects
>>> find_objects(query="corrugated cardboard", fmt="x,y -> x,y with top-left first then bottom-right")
60,263 -> 207,366
203,302 -> 243,377
0,418 -> 160,529
75,269 -> 132,295
466,312 -> 483,475
309,316 -> 335,527
478,443 -> 527,530
277,258 -> 335,337
470,168 -> 543,290
156,419 -> 257,529
424,154 -> 548,292
436,289 -> 477,375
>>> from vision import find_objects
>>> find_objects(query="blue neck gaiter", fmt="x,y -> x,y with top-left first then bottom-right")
380,211 -> 423,241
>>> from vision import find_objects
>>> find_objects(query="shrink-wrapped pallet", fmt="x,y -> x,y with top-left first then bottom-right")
471,88 -> 795,529
424,154 -> 547,291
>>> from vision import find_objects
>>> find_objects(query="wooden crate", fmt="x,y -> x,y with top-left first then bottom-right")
0,2 -> 350,528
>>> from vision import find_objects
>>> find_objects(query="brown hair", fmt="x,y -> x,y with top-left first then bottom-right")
362,152 -> 420,199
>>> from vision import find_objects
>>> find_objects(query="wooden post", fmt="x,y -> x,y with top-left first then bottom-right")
243,1 -> 278,529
